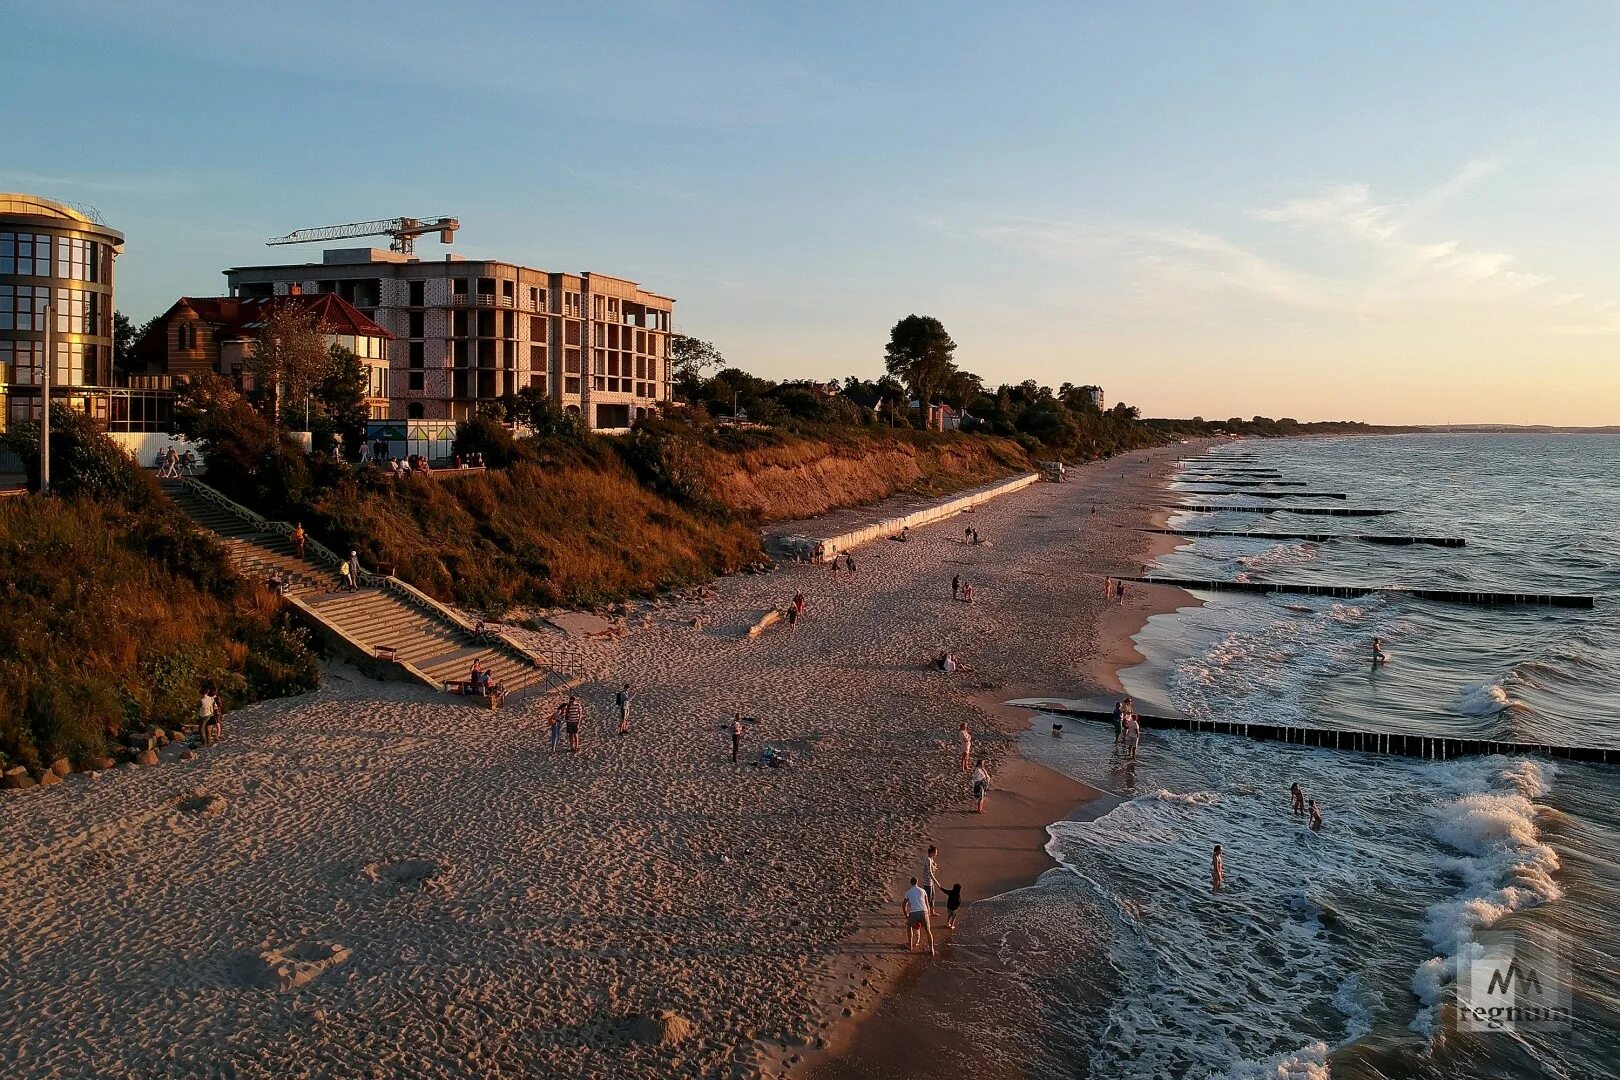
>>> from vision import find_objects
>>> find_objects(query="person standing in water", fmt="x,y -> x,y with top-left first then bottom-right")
1211,845 -> 1225,892
1290,782 -> 1306,816
1309,800 -> 1323,831
1372,636 -> 1388,665
1122,709 -> 1141,757
903,877 -> 936,956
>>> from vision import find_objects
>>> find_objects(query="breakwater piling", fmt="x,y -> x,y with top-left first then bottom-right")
1033,706 -> 1616,764
1168,505 -> 1399,517
1124,575 -> 1595,609
1144,528 -> 1465,547
1174,490 -> 1348,499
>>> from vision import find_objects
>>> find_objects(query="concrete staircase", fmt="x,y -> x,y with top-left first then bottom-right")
161,478 -> 565,701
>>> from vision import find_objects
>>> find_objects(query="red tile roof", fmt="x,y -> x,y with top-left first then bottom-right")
130,293 -> 392,369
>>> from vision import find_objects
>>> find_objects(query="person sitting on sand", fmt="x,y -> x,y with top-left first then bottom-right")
1212,844 -> 1225,892
971,760 -> 991,814
1290,782 -> 1306,816
903,877 -> 935,956
937,651 -> 958,673
1308,800 -> 1323,831
941,882 -> 963,929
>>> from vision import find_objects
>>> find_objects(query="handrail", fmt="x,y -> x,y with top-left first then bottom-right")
177,476 -> 549,671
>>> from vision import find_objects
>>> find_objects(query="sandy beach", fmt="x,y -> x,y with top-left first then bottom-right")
0,444 -> 1197,1080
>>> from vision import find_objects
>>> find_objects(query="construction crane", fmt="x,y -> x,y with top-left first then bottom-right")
266,215 -> 459,255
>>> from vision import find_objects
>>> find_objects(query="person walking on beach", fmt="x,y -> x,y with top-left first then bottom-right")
962,581 -> 975,604
951,574 -> 960,600
959,722 -> 972,772
565,694 -> 584,753
199,688 -> 222,746
1308,800 -> 1323,831
843,552 -> 856,575
923,844 -> 942,913
1103,576 -> 1112,600
1116,580 -> 1127,605
338,558 -> 352,592
616,682 -> 633,736
548,701 -> 566,752
790,592 -> 805,628
1290,782 -> 1306,816
971,760 -> 991,814
1211,844 -> 1225,892
903,878 -> 936,956
347,550 -> 361,590
731,713 -> 745,763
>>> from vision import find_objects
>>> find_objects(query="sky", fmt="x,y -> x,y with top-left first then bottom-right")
3,1 -> 1618,425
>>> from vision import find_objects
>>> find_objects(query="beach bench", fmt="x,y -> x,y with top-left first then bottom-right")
374,645 -> 400,663
442,678 -> 505,711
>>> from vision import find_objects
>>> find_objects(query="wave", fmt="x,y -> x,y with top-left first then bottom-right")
1409,758 -> 1560,1036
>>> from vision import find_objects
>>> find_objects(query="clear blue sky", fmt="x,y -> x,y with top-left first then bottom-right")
5,1 -> 1618,424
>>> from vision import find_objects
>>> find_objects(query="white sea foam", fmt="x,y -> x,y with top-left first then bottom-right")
1225,1041 -> 1331,1080
1409,758 -> 1560,1035
1456,678 -> 1511,716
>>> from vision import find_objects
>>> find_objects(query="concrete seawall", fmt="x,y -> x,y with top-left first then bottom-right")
765,472 -> 1041,563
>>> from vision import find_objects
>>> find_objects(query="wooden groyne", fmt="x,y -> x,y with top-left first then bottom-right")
1145,528 -> 1465,547
1174,490 -> 1348,499
1177,479 -> 1308,487
1035,706 -> 1616,764
1124,575 -> 1595,609
1169,505 -> 1399,517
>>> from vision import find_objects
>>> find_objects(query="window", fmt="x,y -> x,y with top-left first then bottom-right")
408,280 -> 425,306
0,284 -> 51,330
407,401 -> 425,419
55,237 -> 98,281
0,340 -> 46,384
564,321 -> 580,346
529,286 -> 544,312
0,233 -> 51,276
408,311 -> 425,337
529,315 -> 546,341
408,371 -> 425,391
55,288 -> 100,334
530,344 -> 546,372
409,341 -> 425,367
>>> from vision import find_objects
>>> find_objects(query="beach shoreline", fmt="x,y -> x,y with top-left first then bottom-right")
797,453 -> 1203,1079
0,440 -> 1211,1080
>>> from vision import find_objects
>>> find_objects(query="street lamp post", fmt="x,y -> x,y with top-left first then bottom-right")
40,302 -> 52,495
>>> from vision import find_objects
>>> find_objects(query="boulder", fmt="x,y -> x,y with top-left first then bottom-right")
126,731 -> 157,752
168,729 -> 186,744
48,757 -> 72,777
90,756 -> 116,771
135,749 -> 159,767
180,749 -> 198,762
2,765 -> 26,778
3,771 -> 37,791
35,770 -> 61,789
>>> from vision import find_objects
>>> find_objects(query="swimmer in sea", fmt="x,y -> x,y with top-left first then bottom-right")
1308,800 -> 1323,831
1211,844 -> 1225,892
1290,782 -> 1306,816
1372,636 -> 1388,665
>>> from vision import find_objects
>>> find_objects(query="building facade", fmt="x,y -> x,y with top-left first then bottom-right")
0,193 -> 131,431
133,294 -> 393,418
223,249 -> 673,428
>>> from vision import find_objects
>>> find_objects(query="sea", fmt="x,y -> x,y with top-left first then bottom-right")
1009,434 -> 1620,1079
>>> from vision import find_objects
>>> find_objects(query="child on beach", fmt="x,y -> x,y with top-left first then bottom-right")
942,883 -> 963,929
549,702 -> 565,751
731,713 -> 745,763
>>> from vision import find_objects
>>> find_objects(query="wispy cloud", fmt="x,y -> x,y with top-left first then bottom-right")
0,169 -> 201,198
932,160 -> 1612,331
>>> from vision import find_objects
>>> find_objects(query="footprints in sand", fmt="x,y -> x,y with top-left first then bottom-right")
360,855 -> 447,891
234,941 -> 353,992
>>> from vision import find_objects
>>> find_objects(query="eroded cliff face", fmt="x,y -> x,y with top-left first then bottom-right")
710,434 -> 1029,522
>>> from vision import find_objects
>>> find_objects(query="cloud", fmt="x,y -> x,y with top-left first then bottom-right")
933,160 -> 1600,329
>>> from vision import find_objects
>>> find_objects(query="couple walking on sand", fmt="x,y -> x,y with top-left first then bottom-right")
902,844 -> 963,956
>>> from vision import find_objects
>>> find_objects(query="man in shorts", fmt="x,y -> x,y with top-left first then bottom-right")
565,694 -> 584,753
903,877 -> 935,955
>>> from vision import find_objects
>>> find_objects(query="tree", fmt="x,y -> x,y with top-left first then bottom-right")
314,344 -> 370,456
113,311 -> 140,371
884,315 -> 958,409
247,306 -> 333,428
670,335 -> 726,401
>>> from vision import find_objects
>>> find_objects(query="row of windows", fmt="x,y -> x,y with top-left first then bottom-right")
0,340 -> 99,386
0,232 -> 108,281
0,285 -> 107,334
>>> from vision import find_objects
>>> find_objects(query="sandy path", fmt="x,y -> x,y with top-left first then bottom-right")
0,445 -> 1193,1080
